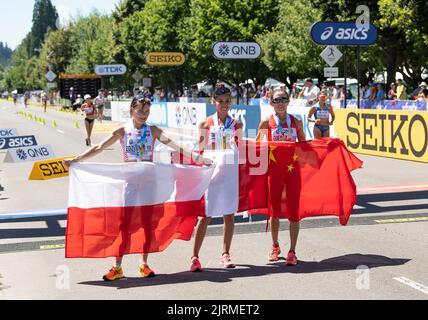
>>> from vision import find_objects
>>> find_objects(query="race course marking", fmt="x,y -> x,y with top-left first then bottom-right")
374,217 -> 428,224
393,277 -> 428,295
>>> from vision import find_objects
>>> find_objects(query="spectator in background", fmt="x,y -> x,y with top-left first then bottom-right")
368,82 -> 378,101
387,83 -> 397,100
362,84 -> 371,100
69,87 -> 77,106
253,85 -> 264,99
416,91 -> 427,102
142,87 -> 153,101
396,79 -> 407,100
290,83 -> 300,99
72,94 -> 82,112
94,91 -> 105,123
411,81 -> 427,100
375,84 -> 385,101
41,91 -> 48,112
297,78 -> 320,106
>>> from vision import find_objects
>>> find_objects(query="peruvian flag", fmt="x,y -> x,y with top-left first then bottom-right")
65,162 -> 214,258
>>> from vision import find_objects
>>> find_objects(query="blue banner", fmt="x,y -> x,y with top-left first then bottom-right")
206,104 -> 261,138
340,100 -> 427,111
310,21 -> 377,46
0,135 -> 38,150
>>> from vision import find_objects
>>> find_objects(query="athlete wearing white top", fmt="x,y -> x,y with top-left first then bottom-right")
63,95 -> 211,281
120,121 -> 154,162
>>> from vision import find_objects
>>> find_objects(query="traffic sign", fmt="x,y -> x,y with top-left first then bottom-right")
132,71 -> 143,82
320,46 -> 343,67
146,52 -> 185,66
310,21 -> 377,46
143,78 -> 152,88
212,42 -> 261,59
324,67 -> 339,77
95,64 -> 127,76
45,71 -> 57,82
47,82 -> 57,89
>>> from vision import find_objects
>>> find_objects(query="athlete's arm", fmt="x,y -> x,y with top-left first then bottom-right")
197,120 -> 208,151
234,119 -> 244,142
152,125 -> 212,166
63,127 -> 124,167
307,106 -> 318,123
328,106 -> 335,125
296,118 -> 306,142
256,118 -> 269,142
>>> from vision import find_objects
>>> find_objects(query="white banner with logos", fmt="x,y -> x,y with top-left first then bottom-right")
167,102 -> 207,129
4,145 -> 55,163
0,128 -> 18,137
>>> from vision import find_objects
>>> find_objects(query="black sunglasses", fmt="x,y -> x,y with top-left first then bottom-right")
271,97 -> 290,103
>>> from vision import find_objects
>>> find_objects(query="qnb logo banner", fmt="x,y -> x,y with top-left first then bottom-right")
310,22 -> 377,46
212,42 -> 261,59
0,128 -> 18,137
0,136 -> 38,150
4,145 -> 55,163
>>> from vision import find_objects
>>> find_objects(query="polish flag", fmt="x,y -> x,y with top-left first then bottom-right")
65,162 -> 214,258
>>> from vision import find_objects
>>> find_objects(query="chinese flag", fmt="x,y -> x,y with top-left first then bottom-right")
263,138 -> 362,225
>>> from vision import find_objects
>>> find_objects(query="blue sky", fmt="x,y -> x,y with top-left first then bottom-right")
0,0 -> 121,50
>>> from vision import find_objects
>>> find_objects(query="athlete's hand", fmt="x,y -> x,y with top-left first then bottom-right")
201,156 -> 213,166
63,158 -> 78,168
315,119 -> 321,124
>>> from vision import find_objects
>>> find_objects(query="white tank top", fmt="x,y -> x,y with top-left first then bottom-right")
208,113 -> 237,150
120,122 -> 154,162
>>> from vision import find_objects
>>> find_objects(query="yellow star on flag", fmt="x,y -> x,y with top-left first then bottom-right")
292,153 -> 298,162
269,145 -> 277,163
287,164 -> 295,172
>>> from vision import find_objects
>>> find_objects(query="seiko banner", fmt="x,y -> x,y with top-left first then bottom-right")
0,136 -> 38,150
334,109 -> 428,163
0,128 -> 18,137
310,21 -> 377,46
4,145 -> 55,163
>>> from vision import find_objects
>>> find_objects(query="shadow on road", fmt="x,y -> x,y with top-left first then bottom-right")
0,215 -> 66,239
354,190 -> 428,215
79,254 -> 410,289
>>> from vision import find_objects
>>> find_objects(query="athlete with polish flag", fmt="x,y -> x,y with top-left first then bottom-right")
63,94 -> 212,281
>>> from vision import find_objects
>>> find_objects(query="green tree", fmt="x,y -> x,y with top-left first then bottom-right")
313,0 -> 428,88
181,0 -> 279,88
119,0 -> 190,91
257,0 -> 324,86
0,42 -> 13,67
28,0 -> 59,56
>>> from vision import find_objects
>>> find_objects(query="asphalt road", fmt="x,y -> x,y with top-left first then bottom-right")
0,100 -> 427,300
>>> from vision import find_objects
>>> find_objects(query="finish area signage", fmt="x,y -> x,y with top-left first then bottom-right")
310,22 -> 377,46
212,42 -> 261,59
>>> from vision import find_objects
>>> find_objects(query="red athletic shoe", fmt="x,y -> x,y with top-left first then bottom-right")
190,256 -> 202,272
268,245 -> 281,262
286,250 -> 298,266
220,253 -> 236,268
139,264 -> 155,278
102,266 -> 124,281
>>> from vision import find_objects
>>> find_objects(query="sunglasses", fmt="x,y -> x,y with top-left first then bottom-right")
271,97 -> 290,103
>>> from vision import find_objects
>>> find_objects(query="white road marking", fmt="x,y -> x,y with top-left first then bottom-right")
57,130 -> 65,134
393,277 -> 428,295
